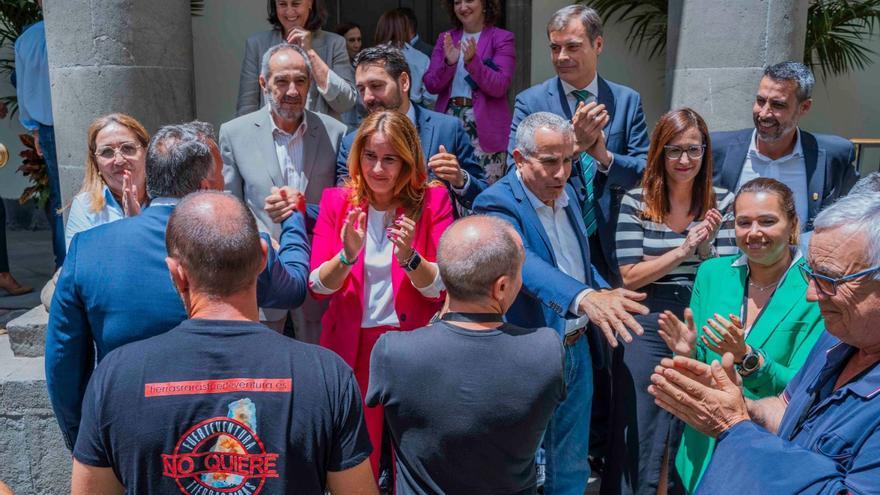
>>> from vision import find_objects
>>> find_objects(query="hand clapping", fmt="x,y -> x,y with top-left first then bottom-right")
443,33 -> 461,65
121,170 -> 141,217
341,207 -> 366,261
387,214 -> 416,265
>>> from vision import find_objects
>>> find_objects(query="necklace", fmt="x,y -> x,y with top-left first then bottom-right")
749,279 -> 780,292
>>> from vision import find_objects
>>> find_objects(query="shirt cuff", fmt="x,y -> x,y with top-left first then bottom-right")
308,266 -> 337,295
569,288 -> 594,317
413,265 -> 445,299
596,153 -> 614,174
450,171 -> 470,194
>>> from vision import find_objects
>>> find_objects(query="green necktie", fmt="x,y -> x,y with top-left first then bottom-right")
572,89 -> 597,236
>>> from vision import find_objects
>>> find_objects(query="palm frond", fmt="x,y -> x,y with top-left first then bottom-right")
587,0 -> 668,60
190,0 -> 205,17
805,0 -> 880,79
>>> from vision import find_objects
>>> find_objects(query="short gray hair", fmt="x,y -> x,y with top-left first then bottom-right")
764,61 -> 815,101
547,4 -> 603,42
166,191 -> 263,297
145,124 -> 214,199
813,192 -> 880,276
438,215 -> 524,302
849,171 -> 880,196
260,43 -> 312,82
182,120 -> 215,143
515,112 -> 573,157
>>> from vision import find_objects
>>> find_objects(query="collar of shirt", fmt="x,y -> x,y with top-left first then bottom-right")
748,128 -> 804,162
515,169 -> 569,213
560,74 -> 599,101
809,340 -> 880,399
270,112 -> 308,142
410,34 -> 420,45
150,197 -> 180,207
405,102 -> 417,125
102,184 -> 124,214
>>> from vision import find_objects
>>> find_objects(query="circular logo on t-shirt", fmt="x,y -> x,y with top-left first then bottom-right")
162,417 -> 279,495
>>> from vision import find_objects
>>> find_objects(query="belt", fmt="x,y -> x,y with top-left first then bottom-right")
564,327 -> 586,346
448,96 -> 473,107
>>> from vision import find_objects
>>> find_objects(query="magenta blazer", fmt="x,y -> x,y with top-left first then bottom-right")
423,25 -> 515,154
309,185 -> 454,368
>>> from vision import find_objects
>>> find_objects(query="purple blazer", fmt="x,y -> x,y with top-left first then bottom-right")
423,25 -> 515,153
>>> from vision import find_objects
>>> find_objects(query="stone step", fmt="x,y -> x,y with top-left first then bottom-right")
7,305 -> 48,358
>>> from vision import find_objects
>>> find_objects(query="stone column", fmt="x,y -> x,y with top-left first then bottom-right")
43,0 -> 195,211
668,0 -> 809,130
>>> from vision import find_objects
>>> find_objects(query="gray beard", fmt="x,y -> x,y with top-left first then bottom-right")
267,91 -> 303,122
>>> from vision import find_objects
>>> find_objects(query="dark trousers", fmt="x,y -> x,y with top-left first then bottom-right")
38,124 -> 65,269
588,232 -> 614,463
0,199 -> 9,273
602,283 -> 690,495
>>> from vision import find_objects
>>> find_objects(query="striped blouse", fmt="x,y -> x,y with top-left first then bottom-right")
615,187 -> 739,286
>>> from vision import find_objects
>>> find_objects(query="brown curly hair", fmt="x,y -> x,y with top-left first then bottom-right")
443,0 -> 501,30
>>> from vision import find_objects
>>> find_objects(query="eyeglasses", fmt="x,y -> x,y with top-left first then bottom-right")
798,263 -> 880,296
664,144 -> 706,160
95,143 -> 141,160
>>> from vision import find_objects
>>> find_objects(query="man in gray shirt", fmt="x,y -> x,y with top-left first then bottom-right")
366,215 -> 565,494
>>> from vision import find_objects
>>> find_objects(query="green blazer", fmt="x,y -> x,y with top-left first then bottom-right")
675,253 -> 825,494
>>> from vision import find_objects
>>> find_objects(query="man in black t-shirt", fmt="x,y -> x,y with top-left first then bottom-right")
71,192 -> 376,495
366,216 -> 565,494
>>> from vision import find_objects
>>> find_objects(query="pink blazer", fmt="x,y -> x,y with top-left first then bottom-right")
309,185 -> 454,368
423,25 -> 515,154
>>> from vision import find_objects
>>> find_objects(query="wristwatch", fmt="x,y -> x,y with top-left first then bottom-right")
737,348 -> 763,377
402,251 -> 422,272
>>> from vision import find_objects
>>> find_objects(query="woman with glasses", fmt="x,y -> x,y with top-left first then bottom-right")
608,108 -> 738,494
658,177 -> 825,493
65,113 -> 149,249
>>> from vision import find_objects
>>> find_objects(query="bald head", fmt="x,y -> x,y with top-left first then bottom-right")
166,191 -> 263,297
438,215 -> 524,303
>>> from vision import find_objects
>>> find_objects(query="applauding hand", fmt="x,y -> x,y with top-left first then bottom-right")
341,207 -> 367,261
701,313 -> 749,363
658,308 -> 697,357
388,214 -> 416,265
443,33 -> 461,65
462,37 -> 477,64
121,170 -> 141,217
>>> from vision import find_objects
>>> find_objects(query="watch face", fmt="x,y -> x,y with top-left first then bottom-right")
743,353 -> 760,370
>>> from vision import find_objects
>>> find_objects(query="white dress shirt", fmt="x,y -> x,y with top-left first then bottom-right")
308,206 -> 445,328
450,31 -> 481,99
737,129 -> 809,230
517,171 -> 592,333
65,186 -> 125,250
270,115 -> 309,191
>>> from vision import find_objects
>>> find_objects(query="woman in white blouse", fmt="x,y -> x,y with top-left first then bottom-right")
65,113 -> 149,249
307,110 -> 454,481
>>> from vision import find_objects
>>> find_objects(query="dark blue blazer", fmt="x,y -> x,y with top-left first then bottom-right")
336,104 -> 487,210
473,172 -> 608,337
45,203 -> 310,449
508,76 -> 649,285
711,129 -> 858,230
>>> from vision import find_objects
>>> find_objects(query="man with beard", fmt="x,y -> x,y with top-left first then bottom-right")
221,43 -> 346,339
334,44 -> 487,213
712,61 -> 858,233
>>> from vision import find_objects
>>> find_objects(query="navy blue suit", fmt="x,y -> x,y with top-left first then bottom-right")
46,203 -> 310,449
712,129 -> 858,230
336,104 -> 487,211
509,76 -> 648,285
474,172 -> 608,494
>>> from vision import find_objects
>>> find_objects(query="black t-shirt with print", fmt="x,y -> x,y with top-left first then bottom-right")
74,319 -> 371,495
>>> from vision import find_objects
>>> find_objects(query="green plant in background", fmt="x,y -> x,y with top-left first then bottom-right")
587,0 -> 880,80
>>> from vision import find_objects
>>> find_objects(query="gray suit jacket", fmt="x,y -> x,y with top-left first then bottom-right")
236,29 -> 357,120
220,106 -> 347,239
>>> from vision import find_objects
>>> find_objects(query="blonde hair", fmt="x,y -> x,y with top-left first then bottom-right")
79,113 -> 150,213
345,110 -> 436,218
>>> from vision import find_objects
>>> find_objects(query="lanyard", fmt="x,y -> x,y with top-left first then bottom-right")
440,312 -> 504,324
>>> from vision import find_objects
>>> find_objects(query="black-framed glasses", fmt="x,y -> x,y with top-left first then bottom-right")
95,142 -> 141,160
664,144 -> 706,160
798,263 -> 880,296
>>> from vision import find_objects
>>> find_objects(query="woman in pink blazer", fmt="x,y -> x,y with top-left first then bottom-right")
423,0 -> 515,184
309,110 -> 453,479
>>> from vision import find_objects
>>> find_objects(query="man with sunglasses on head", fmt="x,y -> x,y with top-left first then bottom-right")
647,191 -> 880,494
